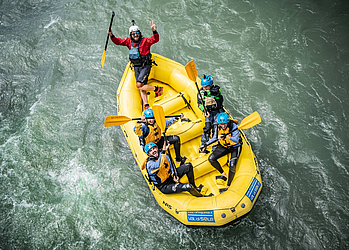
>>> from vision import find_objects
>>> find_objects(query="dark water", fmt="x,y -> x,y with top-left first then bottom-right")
1,0 -> 349,249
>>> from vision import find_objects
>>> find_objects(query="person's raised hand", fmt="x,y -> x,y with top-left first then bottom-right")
150,20 -> 157,31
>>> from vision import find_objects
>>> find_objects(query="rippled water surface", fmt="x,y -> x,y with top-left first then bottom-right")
1,0 -> 349,249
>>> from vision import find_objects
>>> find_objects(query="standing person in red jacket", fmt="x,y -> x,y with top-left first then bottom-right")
107,20 -> 163,109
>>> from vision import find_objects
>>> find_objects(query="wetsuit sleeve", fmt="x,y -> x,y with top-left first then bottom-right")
210,85 -> 220,96
146,31 -> 159,44
165,118 -> 177,128
211,85 -> 224,108
138,32 -> 159,56
229,122 -> 240,143
110,36 -> 130,48
217,93 -> 224,108
206,126 -> 218,145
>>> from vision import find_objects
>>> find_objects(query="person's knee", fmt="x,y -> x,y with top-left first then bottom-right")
184,162 -> 193,170
173,135 -> 180,144
208,153 -> 216,164
169,135 -> 180,145
229,157 -> 237,169
136,81 -> 144,88
180,162 -> 192,173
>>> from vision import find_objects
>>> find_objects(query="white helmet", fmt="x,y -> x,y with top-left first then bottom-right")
129,25 -> 140,34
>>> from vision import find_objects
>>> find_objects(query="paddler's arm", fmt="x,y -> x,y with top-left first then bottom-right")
212,86 -> 224,108
229,122 -> 240,143
108,29 -> 130,47
165,113 -> 184,128
205,125 -> 218,146
147,20 -> 159,44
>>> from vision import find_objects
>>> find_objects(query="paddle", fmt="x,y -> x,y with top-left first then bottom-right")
185,60 -> 208,115
201,111 -> 262,150
152,105 -> 178,178
104,114 -> 182,127
101,11 -> 115,68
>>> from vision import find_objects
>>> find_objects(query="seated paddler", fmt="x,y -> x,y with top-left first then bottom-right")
145,141 -> 203,197
199,112 -> 242,193
134,108 -> 187,165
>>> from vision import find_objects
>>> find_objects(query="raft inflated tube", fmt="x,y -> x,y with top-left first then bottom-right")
157,92 -> 190,115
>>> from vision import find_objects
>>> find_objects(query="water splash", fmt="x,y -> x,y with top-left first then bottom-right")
44,17 -> 60,29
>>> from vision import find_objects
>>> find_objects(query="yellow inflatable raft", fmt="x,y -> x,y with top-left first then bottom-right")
115,53 -> 262,226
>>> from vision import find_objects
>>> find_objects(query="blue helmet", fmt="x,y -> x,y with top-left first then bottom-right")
145,142 -> 157,155
201,75 -> 213,87
217,112 -> 230,124
143,108 -> 154,118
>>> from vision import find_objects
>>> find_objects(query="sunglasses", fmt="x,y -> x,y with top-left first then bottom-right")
131,31 -> 140,36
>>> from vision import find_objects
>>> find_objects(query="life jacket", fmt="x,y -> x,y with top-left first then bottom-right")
147,154 -> 172,185
142,123 -> 162,146
199,85 -> 223,112
204,96 -> 218,111
129,38 -> 152,67
218,121 -> 239,148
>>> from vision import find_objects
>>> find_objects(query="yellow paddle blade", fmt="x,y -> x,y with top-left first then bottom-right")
238,111 -> 262,130
104,115 -> 132,127
185,60 -> 197,82
101,50 -> 106,68
152,105 -> 166,132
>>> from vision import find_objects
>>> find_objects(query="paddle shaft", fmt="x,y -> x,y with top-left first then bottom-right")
195,81 -> 208,115
131,115 -> 181,121
163,133 -> 179,178
104,114 -> 183,127
105,12 -> 115,51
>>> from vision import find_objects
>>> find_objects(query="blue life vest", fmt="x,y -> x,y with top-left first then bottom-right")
129,38 -> 142,60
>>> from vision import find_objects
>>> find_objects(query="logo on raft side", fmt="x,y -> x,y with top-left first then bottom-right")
187,210 -> 215,223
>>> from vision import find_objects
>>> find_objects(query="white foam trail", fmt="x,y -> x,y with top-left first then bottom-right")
44,17 -> 60,29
